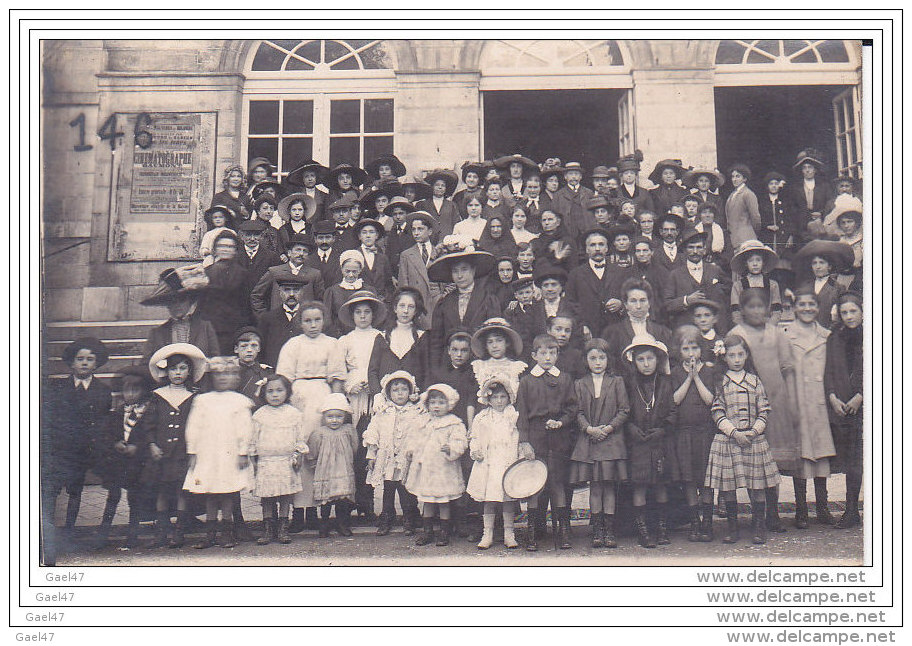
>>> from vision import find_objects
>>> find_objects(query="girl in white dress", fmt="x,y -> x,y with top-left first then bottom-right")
333,291 -> 387,429
466,377 -> 521,549
249,374 -> 309,545
183,356 -> 254,549
275,301 -> 346,527
470,318 -> 528,405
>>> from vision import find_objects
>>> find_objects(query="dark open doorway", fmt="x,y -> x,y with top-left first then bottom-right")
714,85 -> 847,187
483,89 -> 623,173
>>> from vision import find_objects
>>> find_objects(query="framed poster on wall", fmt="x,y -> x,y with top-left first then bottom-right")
107,111 -> 217,261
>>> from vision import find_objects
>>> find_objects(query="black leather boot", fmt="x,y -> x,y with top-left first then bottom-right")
525,509 -> 539,552
722,500 -> 739,544
376,512 -> 392,536
169,511 -> 189,548
655,504 -> 670,545
751,499 -> 767,544
793,478 -> 809,529
276,518 -> 292,544
219,521 -> 238,548
288,508 -> 307,534
634,511 -> 656,548
765,486 -> 787,532
700,501 -> 714,542
403,509 -> 419,536
151,511 -> 171,548
335,503 -> 353,537
591,512 -> 605,548
557,507 -> 572,549
318,505 -> 332,538
436,519 -> 451,546
415,517 -> 435,546
193,520 -> 218,549
603,514 -> 618,548
257,518 -> 276,545
814,478 -> 836,525
688,505 -> 701,542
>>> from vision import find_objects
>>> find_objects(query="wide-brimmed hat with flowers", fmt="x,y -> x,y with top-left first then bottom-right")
426,235 -> 495,282
148,342 -> 208,383
470,317 -> 524,359
141,266 -> 210,306
793,148 -> 827,171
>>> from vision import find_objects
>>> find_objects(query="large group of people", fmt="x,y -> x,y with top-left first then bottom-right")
41,148 -> 865,562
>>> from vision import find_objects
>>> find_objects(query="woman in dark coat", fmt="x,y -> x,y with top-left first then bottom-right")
531,210 -> 578,273
367,287 -> 432,393
210,165 -> 249,220
648,159 -> 689,217
824,291 -> 864,528
197,230 -> 251,354
477,214 -> 518,260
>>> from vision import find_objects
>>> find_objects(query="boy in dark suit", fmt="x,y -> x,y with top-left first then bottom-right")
236,219 -> 283,297
516,334 -> 579,551
304,220 -> 344,287
354,218 -> 393,298
42,338 -> 112,560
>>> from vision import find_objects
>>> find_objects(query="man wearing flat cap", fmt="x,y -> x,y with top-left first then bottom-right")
235,219 -> 283,296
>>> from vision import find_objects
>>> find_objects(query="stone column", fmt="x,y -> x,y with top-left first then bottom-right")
631,68 -> 719,183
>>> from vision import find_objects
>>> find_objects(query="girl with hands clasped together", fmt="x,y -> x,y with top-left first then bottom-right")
671,326 -> 718,542
466,377 -> 521,550
404,384 -> 468,547
705,335 -> 780,546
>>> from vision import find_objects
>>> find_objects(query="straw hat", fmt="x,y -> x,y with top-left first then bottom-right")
141,266 -> 209,306
338,290 -> 388,329
622,334 -> 670,375
277,192 -> 317,223
730,240 -> 778,275
502,459 -> 548,500
148,343 -> 208,383
470,317 -> 523,359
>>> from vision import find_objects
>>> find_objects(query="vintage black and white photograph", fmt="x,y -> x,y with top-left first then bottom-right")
39,36 -> 868,567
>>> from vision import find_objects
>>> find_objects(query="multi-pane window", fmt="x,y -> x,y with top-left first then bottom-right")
244,39 -> 396,178
715,40 -> 851,65
246,97 -> 394,178
833,86 -> 862,179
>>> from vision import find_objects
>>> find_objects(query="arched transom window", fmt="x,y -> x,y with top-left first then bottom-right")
715,40 -> 851,65
482,39 -> 624,69
250,39 -> 394,72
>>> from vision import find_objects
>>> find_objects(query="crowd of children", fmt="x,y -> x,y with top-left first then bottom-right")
41,148 -> 865,562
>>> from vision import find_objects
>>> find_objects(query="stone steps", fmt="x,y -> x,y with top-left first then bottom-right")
44,320 -> 165,380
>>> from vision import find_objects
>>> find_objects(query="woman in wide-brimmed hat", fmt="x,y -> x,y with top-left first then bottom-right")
615,150 -> 656,215
792,239 -> 854,328
326,163 -> 368,206
453,161 -> 488,213
401,174 -> 433,203
427,238 -> 502,367
648,159 -> 689,217
789,148 -> 834,225
275,192 -> 317,248
683,167 -> 724,217
416,169 -> 461,237
365,154 -> 407,182
725,164 -> 761,248
495,153 -> 538,202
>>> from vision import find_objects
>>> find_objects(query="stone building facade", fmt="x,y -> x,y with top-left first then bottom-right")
41,39 -> 862,360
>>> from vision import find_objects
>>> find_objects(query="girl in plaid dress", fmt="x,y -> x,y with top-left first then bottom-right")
705,335 -> 780,546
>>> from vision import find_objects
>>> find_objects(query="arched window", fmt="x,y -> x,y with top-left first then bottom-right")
244,40 -> 396,177
250,39 -> 394,72
715,40 -> 851,65
481,39 -> 624,69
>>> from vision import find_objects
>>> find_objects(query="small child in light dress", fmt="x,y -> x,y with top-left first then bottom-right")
183,356 -> 254,549
363,370 -> 424,536
404,384 -> 468,547
466,377 -> 521,550
705,335 -> 781,546
469,318 -> 528,408
249,374 -> 308,545
309,393 -> 359,538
